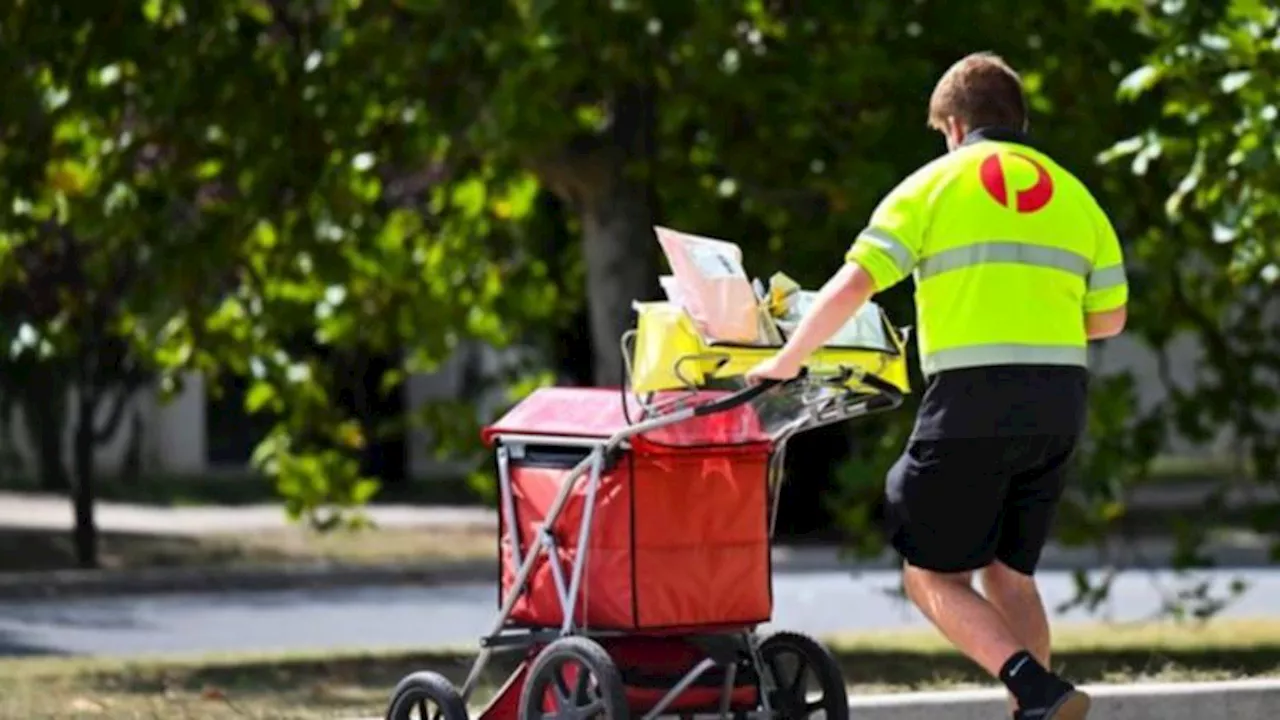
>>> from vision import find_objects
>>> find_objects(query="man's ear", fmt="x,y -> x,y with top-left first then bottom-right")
942,116 -> 966,150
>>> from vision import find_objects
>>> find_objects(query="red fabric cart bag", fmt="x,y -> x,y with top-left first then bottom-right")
490,388 -> 774,631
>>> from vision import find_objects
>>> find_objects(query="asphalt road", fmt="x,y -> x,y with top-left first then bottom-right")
1,567 -> 1278,658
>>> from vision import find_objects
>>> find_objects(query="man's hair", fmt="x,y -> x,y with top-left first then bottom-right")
927,52 -> 1028,133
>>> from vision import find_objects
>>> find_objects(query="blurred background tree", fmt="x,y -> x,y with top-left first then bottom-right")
0,0 -> 565,566
0,0 -> 1272,615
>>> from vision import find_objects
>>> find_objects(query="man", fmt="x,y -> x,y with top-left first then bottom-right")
745,52 -> 1128,720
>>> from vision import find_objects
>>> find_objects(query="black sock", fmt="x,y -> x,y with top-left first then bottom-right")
998,651 -> 1070,708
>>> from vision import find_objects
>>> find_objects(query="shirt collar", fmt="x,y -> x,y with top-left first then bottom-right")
960,126 -> 1035,149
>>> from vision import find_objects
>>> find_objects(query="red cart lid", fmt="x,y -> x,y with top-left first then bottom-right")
482,386 -> 771,449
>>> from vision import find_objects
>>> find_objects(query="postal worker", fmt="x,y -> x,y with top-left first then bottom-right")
746,52 -> 1128,720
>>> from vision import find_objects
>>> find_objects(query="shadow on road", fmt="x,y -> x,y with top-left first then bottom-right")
0,627 -> 70,657
0,529 -> 290,574
0,599 -> 153,632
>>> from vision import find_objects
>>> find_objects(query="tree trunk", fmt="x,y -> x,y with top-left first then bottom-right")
537,85 -> 661,387
71,389 -> 99,569
21,369 -> 69,491
533,190 -> 595,385
31,404 -> 69,491
579,176 -> 660,386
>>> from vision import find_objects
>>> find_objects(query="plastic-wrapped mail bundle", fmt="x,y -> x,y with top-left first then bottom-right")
768,272 -> 893,352
655,226 -> 764,344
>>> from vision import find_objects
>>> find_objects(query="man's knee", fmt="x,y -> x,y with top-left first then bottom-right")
981,561 -> 1038,600
903,562 -> 973,601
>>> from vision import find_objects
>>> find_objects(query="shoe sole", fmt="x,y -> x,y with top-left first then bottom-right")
1046,690 -> 1092,719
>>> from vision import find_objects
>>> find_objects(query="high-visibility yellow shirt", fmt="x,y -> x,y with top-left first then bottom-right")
846,130 -> 1128,377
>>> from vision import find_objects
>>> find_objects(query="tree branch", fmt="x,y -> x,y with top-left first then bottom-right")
529,139 -> 618,210
93,386 -> 134,444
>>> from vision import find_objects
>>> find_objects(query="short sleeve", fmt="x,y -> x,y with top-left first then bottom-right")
1084,200 -> 1128,313
845,168 -> 930,292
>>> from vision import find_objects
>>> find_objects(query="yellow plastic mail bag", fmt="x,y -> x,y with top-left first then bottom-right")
629,302 -> 710,392
628,301 -> 911,396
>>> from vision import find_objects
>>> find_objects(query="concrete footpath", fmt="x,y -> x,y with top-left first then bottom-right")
3,479 -> 1268,536
848,679 -> 1280,720
0,491 -> 494,535
356,679 -> 1280,720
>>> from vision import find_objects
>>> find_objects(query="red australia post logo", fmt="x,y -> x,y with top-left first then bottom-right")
979,152 -> 1054,213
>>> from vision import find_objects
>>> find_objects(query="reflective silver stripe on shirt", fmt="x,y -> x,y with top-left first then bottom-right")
917,241 -> 1092,281
1087,263 -> 1127,293
922,343 -> 1089,376
857,227 -> 916,275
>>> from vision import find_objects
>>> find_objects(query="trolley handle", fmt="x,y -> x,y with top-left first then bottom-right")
850,370 -> 905,404
691,367 -> 905,418
692,369 -> 808,417
824,367 -> 907,413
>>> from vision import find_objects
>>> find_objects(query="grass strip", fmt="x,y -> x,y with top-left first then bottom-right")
0,525 -> 495,574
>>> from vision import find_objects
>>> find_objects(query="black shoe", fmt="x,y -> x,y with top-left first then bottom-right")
1013,688 -> 1091,719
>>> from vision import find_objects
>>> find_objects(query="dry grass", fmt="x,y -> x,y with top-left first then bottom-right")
2,619 -> 1279,719
0,525 -> 496,574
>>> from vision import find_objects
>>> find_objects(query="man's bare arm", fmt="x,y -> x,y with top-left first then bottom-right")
1086,306 -> 1126,340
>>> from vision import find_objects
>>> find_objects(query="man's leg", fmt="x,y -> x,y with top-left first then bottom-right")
884,438 -> 1087,718
982,562 -> 1052,713
987,436 -> 1083,717
982,562 -> 1051,666
989,435 -> 1076,664
902,564 -> 1024,676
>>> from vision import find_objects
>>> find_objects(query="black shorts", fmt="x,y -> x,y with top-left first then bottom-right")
880,435 -> 1077,575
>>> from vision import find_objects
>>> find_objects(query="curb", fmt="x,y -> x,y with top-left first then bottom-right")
0,559 -> 497,601
848,678 -> 1280,720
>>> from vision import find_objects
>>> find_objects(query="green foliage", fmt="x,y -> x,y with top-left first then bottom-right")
0,1 -> 564,537
952,0 -> 1280,616
0,4 -> 160,488
1079,0 -> 1280,607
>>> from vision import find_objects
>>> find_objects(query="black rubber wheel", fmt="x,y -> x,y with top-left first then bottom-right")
386,671 -> 469,720
519,636 -> 629,720
758,631 -> 849,720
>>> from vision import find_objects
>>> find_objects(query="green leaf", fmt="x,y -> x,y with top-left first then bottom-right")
241,0 -> 274,23
195,159 -> 223,179
574,104 -> 607,132
251,220 -> 278,249
1117,65 -> 1161,100
1091,0 -> 1144,13
143,0 -> 164,22
245,381 -> 278,413
451,177 -> 487,218
1096,135 -> 1145,164
1220,70 -> 1252,93
1165,149 -> 1205,219
351,477 -> 381,504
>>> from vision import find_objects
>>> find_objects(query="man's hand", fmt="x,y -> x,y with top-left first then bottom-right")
744,353 -> 804,385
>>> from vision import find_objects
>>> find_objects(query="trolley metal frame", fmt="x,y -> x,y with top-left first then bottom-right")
460,368 -> 905,720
